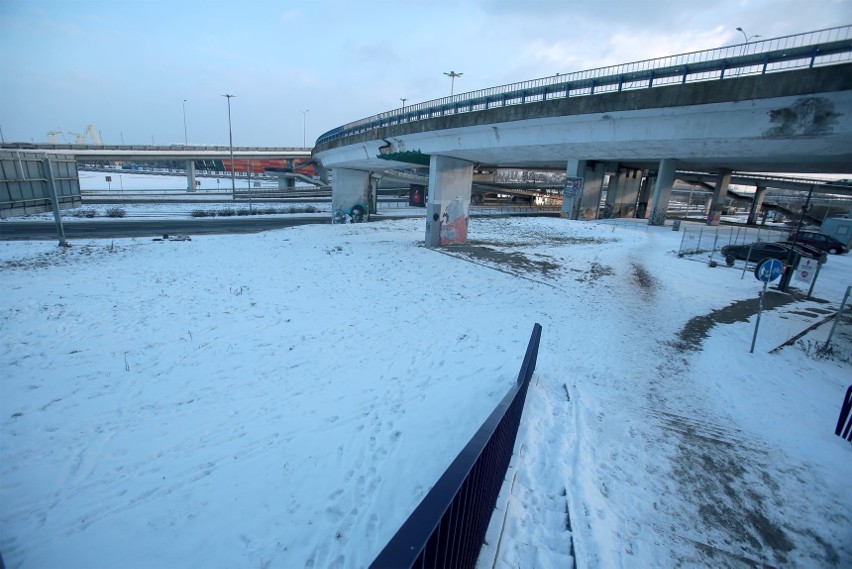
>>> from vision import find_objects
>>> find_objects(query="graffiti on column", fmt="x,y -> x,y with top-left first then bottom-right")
331,203 -> 368,224
440,197 -> 468,245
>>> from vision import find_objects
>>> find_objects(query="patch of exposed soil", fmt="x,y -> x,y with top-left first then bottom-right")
444,244 -> 561,277
574,262 -> 614,285
670,292 -> 803,353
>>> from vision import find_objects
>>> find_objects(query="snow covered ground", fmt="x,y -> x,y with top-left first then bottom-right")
1,214 -> 851,569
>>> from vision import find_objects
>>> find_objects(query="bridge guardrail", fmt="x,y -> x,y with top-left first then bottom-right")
369,323 -> 542,569
317,25 -> 852,145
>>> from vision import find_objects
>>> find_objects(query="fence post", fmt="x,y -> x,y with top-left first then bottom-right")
43,157 -> 68,248
825,285 -> 852,349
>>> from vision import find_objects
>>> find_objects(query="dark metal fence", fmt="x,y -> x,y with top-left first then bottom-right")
370,323 -> 543,569
836,386 -> 852,442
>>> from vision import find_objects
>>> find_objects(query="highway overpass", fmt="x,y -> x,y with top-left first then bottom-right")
313,26 -> 852,244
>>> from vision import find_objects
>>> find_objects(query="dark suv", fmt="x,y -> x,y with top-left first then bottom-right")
788,231 -> 849,255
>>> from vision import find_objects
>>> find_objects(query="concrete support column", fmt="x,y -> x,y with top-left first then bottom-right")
425,155 -> 474,247
579,162 -> 606,220
370,176 -> 379,214
610,169 -> 642,218
562,159 -> 586,220
747,185 -> 767,225
649,159 -> 677,225
186,160 -> 196,192
636,174 -> 655,219
331,168 -> 371,223
707,168 -> 732,225
605,167 -> 624,218
278,176 -> 296,191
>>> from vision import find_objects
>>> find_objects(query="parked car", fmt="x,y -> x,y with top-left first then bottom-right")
787,230 -> 849,255
720,241 -> 821,267
774,241 -> 828,264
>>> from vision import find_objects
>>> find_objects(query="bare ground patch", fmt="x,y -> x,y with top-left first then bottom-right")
669,292 -> 804,353
443,244 -> 562,277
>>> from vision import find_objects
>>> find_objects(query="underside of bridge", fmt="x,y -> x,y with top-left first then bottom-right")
315,63 -> 852,244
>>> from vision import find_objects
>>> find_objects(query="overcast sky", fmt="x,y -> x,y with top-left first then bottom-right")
1,0 -> 849,147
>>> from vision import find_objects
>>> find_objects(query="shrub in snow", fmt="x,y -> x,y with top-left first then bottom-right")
105,207 -> 126,218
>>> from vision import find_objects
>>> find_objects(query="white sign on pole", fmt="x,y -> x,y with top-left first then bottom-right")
794,256 -> 817,284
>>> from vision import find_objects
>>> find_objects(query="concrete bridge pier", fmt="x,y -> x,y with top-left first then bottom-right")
425,155 -> 473,247
186,160 -> 196,192
563,160 -> 606,220
707,168 -> 732,225
649,159 -> 677,225
747,185 -> 767,225
331,168 -> 371,223
579,162 -> 606,220
609,168 -> 643,218
636,174 -> 655,219
278,176 -> 296,191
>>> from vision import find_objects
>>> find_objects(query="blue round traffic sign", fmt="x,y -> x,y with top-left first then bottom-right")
754,258 -> 783,282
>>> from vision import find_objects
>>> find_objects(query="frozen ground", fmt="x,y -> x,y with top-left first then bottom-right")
1,215 -> 850,569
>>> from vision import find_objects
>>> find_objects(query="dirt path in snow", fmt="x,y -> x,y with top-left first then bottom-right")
450,240 -> 847,567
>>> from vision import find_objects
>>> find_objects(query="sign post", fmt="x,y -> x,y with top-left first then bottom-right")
750,258 -> 783,353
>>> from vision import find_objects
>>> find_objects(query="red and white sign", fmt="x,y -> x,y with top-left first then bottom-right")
794,257 -> 817,283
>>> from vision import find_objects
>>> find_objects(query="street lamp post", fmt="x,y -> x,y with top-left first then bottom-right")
302,109 -> 309,147
444,71 -> 463,96
182,99 -> 188,145
400,97 -> 408,111
223,94 -> 237,200
736,26 -> 761,44
735,27 -> 761,76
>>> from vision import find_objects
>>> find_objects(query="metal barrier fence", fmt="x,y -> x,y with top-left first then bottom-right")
370,323 -> 543,569
318,26 -> 852,145
825,285 -> 852,350
677,225 -> 790,257
836,386 -> 852,442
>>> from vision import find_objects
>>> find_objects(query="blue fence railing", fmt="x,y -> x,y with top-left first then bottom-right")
317,25 -> 852,146
369,323 -> 543,569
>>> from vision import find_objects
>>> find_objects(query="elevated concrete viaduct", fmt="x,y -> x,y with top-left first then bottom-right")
314,27 -> 852,245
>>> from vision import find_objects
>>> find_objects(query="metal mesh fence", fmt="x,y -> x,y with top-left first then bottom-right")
677,225 -> 789,257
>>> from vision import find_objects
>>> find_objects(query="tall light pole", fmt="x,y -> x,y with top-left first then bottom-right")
400,97 -> 408,111
735,27 -> 761,77
223,94 -> 236,195
302,109 -> 309,147
182,99 -> 188,145
736,26 -> 761,44
444,71 -> 463,96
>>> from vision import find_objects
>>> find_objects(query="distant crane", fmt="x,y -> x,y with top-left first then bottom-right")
86,124 -> 102,145
47,124 -> 102,145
